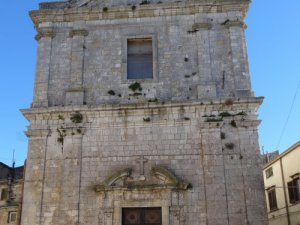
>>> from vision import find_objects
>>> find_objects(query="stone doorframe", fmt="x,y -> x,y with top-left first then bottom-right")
113,200 -> 169,225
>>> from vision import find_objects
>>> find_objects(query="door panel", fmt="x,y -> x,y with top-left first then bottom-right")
122,208 -> 162,225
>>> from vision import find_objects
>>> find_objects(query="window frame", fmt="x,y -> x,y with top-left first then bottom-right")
7,211 -> 17,224
0,188 -> 8,201
122,34 -> 158,83
265,167 -> 273,179
267,186 -> 278,212
287,175 -> 300,204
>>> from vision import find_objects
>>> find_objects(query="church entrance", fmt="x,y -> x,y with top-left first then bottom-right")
122,207 -> 162,225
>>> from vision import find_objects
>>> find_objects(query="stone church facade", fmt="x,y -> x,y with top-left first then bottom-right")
21,0 -> 267,224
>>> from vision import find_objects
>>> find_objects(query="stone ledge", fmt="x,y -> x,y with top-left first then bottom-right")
21,96 -> 264,120
30,1 -> 250,27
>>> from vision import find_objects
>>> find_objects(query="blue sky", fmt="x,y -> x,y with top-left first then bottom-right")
0,1 -> 299,166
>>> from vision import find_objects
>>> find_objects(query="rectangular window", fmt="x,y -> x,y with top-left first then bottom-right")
288,177 -> 300,204
127,38 -> 153,80
122,207 -> 162,225
7,212 -> 17,223
267,187 -> 278,211
265,167 -> 273,179
1,188 -> 8,201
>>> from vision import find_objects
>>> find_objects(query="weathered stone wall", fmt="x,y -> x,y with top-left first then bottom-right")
0,181 -> 23,225
21,0 -> 267,225
22,99 -> 266,225
31,2 -> 252,108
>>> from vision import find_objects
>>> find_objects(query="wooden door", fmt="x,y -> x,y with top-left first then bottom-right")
122,207 -> 162,225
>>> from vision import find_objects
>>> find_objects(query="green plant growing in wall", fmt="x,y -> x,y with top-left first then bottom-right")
230,120 -> 237,128
58,115 -> 64,120
220,132 -> 226,139
148,98 -> 158,103
128,82 -> 142,92
219,112 -> 233,117
57,128 -> 66,145
223,99 -> 233,106
236,111 -> 247,116
143,117 -> 151,122
108,90 -> 115,95
70,112 -> 83,123
205,118 -> 223,122
140,0 -> 149,5
225,143 -> 235,150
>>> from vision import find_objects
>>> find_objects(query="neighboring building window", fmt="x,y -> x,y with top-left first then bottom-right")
127,38 -> 153,80
288,176 -> 300,204
1,188 -> 8,201
7,212 -> 17,223
265,167 -> 273,179
267,187 -> 278,211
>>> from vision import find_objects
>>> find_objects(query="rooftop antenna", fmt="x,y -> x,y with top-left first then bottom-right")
11,149 -> 15,182
12,149 -> 15,169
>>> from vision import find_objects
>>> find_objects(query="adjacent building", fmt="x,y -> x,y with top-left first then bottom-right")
0,162 -> 24,225
263,141 -> 300,225
20,0 -> 267,224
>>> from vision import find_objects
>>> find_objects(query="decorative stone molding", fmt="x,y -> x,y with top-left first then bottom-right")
105,168 -> 132,186
94,166 -> 191,191
25,129 -> 51,138
192,22 -> 212,31
69,29 -> 89,38
224,20 -> 247,29
29,2 -> 250,27
150,166 -> 190,189
34,31 -> 55,41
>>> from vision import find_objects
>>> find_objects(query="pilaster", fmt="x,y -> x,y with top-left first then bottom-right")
32,30 -> 55,108
20,129 -> 51,225
227,21 -> 252,97
195,23 -> 216,99
65,29 -> 88,106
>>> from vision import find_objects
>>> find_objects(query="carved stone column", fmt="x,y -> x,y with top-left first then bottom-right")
32,30 -> 55,108
66,29 -> 88,105
227,21 -> 252,97
194,23 -> 216,99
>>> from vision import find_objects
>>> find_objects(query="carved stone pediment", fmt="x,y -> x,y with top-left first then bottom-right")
94,166 -> 191,192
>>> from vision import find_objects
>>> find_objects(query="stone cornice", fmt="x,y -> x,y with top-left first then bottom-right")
69,29 -> 89,37
30,1 -> 250,27
34,31 -> 55,41
25,129 -> 51,138
21,97 -> 263,120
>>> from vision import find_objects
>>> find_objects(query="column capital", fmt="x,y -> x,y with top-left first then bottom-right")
69,29 -> 89,38
34,30 -> 55,41
192,22 -> 212,31
224,20 -> 247,29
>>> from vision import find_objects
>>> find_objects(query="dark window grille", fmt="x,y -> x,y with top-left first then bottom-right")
127,38 -> 153,80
